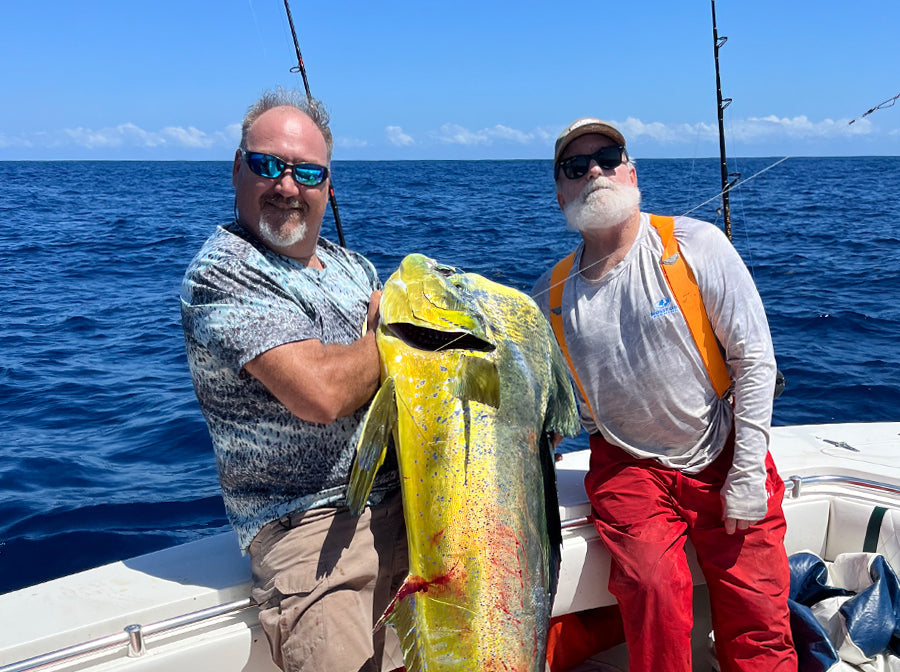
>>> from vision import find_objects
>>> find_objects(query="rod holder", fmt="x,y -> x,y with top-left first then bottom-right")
125,624 -> 145,657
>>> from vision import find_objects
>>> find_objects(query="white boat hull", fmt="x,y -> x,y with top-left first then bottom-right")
3,422 -> 899,671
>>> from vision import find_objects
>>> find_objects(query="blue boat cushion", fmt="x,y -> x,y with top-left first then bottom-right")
789,551 -> 900,670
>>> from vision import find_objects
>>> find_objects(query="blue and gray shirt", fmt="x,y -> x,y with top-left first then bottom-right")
181,222 -> 399,550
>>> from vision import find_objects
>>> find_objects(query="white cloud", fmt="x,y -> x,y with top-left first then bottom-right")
0,132 -> 33,148
61,122 -> 163,148
735,115 -> 866,140
336,136 -> 368,148
4,114 -> 896,159
161,126 -> 216,148
436,124 -> 485,145
483,124 -> 533,143
582,115 -> 878,148
386,125 -> 414,146
618,117 -> 719,144
2,122 -> 235,152
435,123 -> 538,146
225,123 -> 242,141
437,124 -> 486,145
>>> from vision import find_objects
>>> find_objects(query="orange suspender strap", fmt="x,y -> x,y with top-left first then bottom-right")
547,215 -> 731,409
548,251 -> 597,423
648,214 -> 731,398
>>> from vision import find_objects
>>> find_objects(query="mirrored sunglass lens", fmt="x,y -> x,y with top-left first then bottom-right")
293,165 -> 326,185
249,154 -> 285,178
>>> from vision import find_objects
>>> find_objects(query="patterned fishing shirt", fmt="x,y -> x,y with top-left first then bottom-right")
180,222 -> 399,550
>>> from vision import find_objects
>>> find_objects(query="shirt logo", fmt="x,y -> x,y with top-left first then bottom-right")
650,297 -> 679,319
661,252 -> 680,265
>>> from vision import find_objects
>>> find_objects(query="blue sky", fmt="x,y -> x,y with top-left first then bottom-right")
1,0 -> 898,161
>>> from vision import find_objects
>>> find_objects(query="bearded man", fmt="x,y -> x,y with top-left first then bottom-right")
181,89 -> 406,672
532,119 -> 797,672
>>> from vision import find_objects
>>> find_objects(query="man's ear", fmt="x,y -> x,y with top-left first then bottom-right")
232,150 -> 242,187
556,190 -> 565,211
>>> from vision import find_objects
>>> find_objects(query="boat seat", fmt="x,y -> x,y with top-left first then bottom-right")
822,497 -> 900,569
779,494 -> 900,571
554,493 -> 900,617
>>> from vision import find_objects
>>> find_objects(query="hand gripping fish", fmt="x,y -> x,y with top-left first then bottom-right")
347,253 -> 580,671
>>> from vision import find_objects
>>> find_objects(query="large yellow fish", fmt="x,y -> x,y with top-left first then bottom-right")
347,253 -> 580,671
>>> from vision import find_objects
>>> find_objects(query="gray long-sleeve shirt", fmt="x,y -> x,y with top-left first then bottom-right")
532,213 -> 777,521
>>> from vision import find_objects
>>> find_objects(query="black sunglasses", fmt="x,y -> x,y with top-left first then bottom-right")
240,149 -> 329,187
556,145 -> 628,180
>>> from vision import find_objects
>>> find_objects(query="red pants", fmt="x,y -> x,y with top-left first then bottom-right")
585,433 -> 797,672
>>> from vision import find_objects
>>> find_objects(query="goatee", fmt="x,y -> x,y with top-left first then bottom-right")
563,177 -> 641,232
258,198 -> 308,248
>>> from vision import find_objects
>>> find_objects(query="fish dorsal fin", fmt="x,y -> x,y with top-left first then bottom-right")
454,355 -> 500,408
347,377 -> 397,515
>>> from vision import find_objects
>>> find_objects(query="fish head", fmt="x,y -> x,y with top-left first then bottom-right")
380,253 -> 495,354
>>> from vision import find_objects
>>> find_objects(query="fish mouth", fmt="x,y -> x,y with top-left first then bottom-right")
387,323 -> 494,352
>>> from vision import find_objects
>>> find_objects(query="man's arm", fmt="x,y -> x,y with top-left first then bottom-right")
244,290 -> 382,425
680,219 -> 775,532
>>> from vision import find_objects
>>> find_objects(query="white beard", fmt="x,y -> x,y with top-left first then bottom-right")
257,201 -> 308,248
563,178 -> 641,232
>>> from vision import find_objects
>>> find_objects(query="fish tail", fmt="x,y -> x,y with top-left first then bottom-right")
377,575 -> 425,672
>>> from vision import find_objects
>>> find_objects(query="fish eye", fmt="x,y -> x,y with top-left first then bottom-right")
435,265 -> 456,277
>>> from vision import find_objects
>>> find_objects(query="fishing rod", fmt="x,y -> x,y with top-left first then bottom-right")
710,0 -> 740,242
849,91 -> 900,125
710,2 -> 786,397
282,0 -> 347,248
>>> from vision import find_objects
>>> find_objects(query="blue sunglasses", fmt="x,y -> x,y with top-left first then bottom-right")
240,149 -> 329,187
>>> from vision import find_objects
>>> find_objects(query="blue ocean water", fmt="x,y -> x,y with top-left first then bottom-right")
1,157 -> 899,595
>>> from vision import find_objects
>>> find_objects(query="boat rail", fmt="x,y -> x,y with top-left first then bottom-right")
783,473 -> 900,500
559,474 -> 900,532
5,472 -> 900,672
1,599 -> 251,672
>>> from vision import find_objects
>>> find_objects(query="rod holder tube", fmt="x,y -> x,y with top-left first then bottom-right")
125,624 -> 144,657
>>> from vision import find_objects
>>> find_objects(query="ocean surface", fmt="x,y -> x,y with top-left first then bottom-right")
2,157 -> 899,595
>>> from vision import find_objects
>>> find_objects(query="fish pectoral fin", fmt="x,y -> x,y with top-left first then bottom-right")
453,355 -> 500,408
347,377 -> 398,515
546,336 -> 581,438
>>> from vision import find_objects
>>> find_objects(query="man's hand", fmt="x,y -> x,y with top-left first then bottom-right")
366,290 -> 382,335
721,494 -> 755,534
723,517 -> 751,535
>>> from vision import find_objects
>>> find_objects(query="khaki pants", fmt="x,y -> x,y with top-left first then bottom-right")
249,492 -> 408,672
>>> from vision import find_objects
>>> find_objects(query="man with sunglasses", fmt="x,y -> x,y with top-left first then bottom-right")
181,89 -> 406,672
532,119 -> 796,671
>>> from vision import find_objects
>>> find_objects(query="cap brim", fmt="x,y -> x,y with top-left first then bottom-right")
554,119 -> 626,167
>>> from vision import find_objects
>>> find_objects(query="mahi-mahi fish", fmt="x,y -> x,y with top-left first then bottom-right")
347,253 -> 580,671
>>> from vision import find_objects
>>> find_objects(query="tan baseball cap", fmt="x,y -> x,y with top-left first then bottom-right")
553,118 -> 627,168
